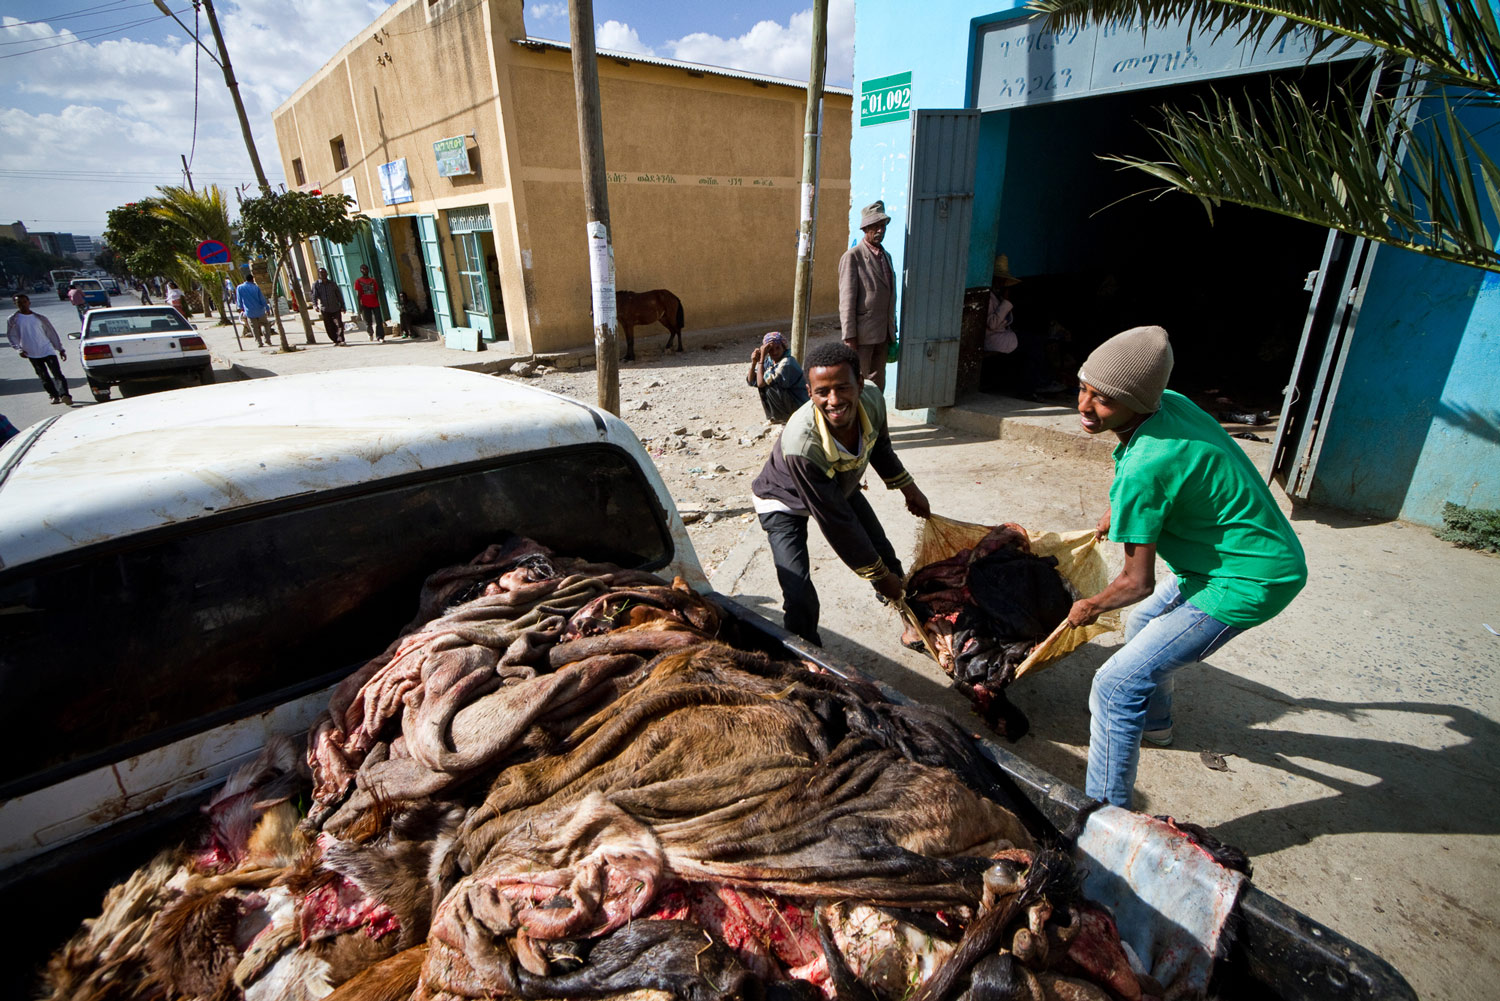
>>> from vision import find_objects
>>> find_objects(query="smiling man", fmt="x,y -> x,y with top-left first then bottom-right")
1068,325 -> 1307,808
751,341 -> 930,646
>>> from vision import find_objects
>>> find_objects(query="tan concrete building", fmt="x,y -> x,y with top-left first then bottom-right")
271,0 -> 852,355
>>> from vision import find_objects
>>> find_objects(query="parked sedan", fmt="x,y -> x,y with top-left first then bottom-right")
69,306 -> 214,401
101,277 -> 122,295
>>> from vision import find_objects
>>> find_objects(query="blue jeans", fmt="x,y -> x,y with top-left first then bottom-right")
1086,576 -> 1242,807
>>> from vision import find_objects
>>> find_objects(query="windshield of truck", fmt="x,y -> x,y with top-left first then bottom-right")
84,308 -> 192,338
0,443 -> 674,795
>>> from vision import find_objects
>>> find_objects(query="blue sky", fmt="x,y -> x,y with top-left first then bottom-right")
0,0 -> 854,238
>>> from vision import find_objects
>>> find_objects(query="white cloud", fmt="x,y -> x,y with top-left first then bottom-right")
671,0 -> 853,85
0,0 -> 858,235
587,1 -> 853,86
0,0 -> 389,234
595,20 -> 655,57
528,3 -> 568,23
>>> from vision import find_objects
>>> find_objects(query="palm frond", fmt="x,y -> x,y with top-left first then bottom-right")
1110,81 -> 1500,272
1028,0 -> 1499,95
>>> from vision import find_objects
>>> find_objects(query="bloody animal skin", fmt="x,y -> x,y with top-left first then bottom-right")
45,544 -> 1153,1001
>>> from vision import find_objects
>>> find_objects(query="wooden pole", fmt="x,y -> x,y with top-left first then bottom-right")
200,0 -> 315,345
789,0 -> 829,364
568,0 -> 620,415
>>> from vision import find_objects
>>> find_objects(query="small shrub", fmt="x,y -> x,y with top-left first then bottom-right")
1436,502 -> 1500,553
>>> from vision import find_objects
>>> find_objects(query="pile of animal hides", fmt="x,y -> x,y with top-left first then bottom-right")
900,523 -> 1083,742
45,538 -> 1161,1001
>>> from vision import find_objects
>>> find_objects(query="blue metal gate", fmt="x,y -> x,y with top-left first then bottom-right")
895,109 -> 980,410
416,214 -> 453,336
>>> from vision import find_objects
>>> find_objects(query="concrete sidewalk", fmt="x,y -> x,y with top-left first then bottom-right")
194,310 -> 772,381
195,310 -> 519,381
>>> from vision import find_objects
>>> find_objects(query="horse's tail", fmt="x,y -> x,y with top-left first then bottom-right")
674,295 -> 684,331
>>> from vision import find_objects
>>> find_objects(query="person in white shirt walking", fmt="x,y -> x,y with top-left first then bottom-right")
6,294 -> 72,405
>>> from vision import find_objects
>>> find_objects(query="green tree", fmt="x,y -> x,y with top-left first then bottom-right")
0,237 -> 80,286
152,185 -> 238,320
95,245 -> 119,276
104,200 -> 181,282
1031,0 -> 1500,273
237,189 -> 359,347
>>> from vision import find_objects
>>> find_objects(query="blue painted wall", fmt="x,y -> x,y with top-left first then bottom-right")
848,2 -> 1025,311
1306,92 -> 1500,527
1309,250 -> 1500,525
853,2 -> 1500,527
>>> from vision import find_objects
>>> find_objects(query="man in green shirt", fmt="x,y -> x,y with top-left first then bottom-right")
1067,325 -> 1307,807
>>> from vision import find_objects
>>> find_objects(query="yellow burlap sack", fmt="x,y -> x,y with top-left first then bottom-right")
909,514 -> 1122,680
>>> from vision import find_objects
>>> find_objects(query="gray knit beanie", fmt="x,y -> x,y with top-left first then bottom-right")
1077,325 -> 1173,413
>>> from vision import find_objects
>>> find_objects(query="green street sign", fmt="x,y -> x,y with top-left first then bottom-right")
860,71 -> 912,126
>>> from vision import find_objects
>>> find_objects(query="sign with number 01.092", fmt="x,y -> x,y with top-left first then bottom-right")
860,71 -> 912,127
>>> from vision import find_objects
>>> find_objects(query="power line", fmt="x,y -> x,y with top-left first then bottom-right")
0,8 -> 189,58
187,0 -> 200,171
2,2 -> 152,29
0,169 -> 283,179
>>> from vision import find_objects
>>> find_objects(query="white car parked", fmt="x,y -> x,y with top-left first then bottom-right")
68,305 -> 213,401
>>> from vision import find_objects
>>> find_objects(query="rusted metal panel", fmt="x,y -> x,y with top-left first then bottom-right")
895,109 -> 979,410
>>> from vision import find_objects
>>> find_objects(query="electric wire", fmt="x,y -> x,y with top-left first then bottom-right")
2,2 -> 153,29
0,8 -> 189,57
0,168 -> 279,179
187,0 -> 201,173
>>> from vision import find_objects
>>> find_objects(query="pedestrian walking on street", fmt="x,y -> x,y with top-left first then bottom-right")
165,281 -> 187,320
67,282 -> 87,325
6,293 -> 72,405
353,265 -> 386,341
137,281 -> 152,305
235,272 -> 275,348
311,268 -> 347,345
838,200 -> 898,391
750,342 -> 930,646
1066,325 -> 1308,809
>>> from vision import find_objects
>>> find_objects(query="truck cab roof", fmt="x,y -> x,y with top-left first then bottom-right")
0,366 -> 699,578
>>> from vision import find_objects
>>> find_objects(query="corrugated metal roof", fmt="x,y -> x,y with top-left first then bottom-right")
515,36 -> 853,96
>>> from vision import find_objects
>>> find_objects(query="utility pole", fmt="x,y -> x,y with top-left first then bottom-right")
568,0 -> 620,415
789,0 -> 829,364
170,0 -> 312,347
181,154 -> 196,192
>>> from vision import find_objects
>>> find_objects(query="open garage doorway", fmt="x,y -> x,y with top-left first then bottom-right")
985,61 -> 1367,429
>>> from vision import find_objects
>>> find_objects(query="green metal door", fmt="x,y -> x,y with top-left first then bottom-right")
416,214 -> 453,335
368,218 -> 401,320
322,237 -> 353,306
453,231 -> 493,341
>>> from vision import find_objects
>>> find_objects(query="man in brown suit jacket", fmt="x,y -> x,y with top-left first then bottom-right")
838,200 -> 896,390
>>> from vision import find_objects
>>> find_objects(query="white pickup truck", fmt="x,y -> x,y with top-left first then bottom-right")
0,368 -> 1411,1000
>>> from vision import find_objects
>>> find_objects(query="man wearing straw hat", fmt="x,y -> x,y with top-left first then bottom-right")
1067,325 -> 1307,808
838,200 -> 898,390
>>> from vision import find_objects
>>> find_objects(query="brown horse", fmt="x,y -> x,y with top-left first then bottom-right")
615,289 -> 684,361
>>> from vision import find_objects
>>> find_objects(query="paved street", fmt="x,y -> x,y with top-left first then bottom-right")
1,291 -> 97,429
